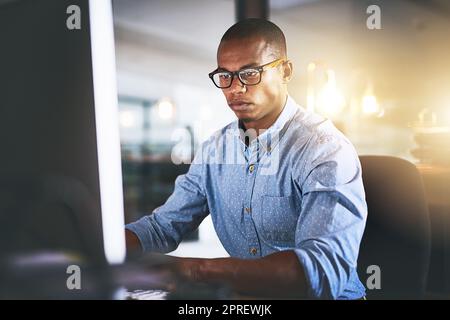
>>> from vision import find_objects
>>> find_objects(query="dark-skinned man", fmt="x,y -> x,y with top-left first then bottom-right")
125,18 -> 367,300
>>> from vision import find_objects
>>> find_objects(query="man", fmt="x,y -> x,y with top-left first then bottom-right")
126,18 -> 367,300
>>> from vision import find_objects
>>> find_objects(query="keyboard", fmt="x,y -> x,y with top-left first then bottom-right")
124,289 -> 169,300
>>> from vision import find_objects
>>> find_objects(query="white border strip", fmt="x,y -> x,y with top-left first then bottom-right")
89,0 -> 126,265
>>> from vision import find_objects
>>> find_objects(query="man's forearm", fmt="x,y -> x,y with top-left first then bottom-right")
125,229 -> 142,256
178,250 -> 308,298
125,229 -> 308,297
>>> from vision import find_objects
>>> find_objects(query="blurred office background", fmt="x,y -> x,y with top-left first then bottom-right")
111,0 -> 450,294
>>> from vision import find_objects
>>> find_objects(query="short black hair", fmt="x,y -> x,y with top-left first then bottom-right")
219,18 -> 287,58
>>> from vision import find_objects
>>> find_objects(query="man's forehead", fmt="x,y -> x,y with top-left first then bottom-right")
217,37 -> 271,68
218,37 -> 268,55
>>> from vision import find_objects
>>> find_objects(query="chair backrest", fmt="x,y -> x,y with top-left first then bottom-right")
358,156 -> 431,299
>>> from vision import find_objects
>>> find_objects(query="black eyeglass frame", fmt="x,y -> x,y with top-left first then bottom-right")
208,58 -> 286,89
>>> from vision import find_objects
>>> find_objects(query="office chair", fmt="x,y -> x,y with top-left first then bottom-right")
357,156 -> 431,299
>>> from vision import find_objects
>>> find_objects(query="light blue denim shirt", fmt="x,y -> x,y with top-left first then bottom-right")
126,96 -> 368,299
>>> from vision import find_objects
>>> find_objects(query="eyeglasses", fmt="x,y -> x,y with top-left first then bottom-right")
208,58 -> 285,89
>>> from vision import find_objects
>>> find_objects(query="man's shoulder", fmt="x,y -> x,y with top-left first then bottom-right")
287,112 -> 361,187
287,109 -> 359,167
288,108 -> 348,146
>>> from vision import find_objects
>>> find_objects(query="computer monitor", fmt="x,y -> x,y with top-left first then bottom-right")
0,0 -> 126,266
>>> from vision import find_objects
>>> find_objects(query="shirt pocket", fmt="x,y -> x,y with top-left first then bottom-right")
261,195 -> 298,242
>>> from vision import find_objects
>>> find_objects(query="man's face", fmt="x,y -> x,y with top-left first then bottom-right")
217,37 -> 289,128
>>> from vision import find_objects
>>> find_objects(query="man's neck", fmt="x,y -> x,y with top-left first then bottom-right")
240,95 -> 288,138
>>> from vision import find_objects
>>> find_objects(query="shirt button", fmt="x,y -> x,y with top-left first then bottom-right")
250,248 -> 258,255
244,207 -> 252,214
249,164 -> 255,173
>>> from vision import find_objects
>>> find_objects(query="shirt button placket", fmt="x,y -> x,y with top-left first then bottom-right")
243,156 -> 261,258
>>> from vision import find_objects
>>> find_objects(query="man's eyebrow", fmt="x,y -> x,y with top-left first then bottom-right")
217,62 -> 259,71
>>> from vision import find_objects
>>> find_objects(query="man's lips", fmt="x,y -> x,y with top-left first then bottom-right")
229,101 -> 253,111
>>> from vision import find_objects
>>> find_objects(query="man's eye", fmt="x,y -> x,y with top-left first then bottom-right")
219,73 -> 231,79
241,70 -> 258,78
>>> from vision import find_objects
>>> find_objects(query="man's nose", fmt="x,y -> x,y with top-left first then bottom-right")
228,75 -> 246,94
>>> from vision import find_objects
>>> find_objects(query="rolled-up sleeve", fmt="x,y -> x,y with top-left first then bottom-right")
125,155 -> 209,253
293,133 -> 367,299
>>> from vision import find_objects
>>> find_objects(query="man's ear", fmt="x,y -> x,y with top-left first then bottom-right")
282,60 -> 293,83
